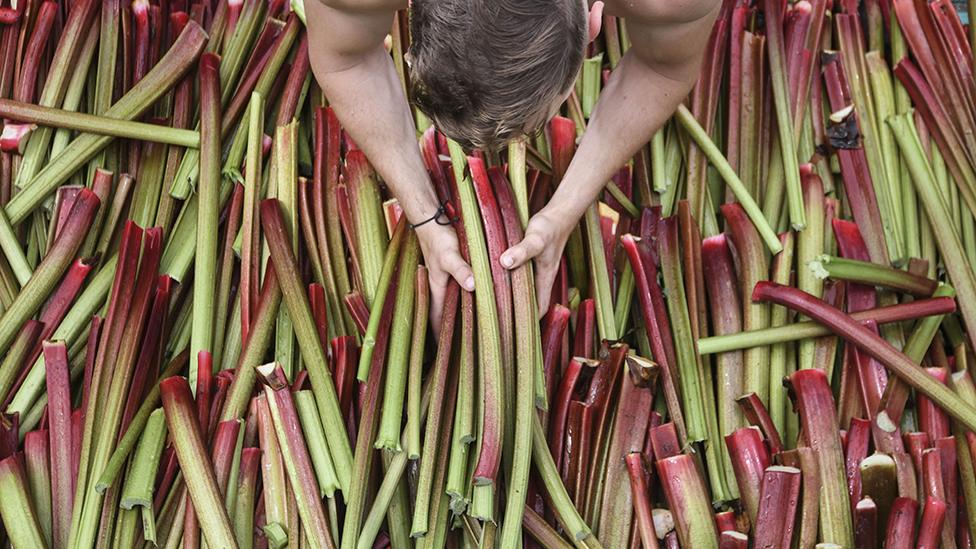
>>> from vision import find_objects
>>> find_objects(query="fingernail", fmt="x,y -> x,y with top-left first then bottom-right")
464,277 -> 475,291
501,254 -> 513,268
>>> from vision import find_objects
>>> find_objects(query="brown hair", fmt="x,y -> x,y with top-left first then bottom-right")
409,0 -> 587,151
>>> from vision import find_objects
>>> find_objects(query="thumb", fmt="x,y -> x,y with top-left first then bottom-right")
501,232 -> 545,271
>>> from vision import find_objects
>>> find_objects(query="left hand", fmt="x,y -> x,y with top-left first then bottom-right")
500,208 -> 576,314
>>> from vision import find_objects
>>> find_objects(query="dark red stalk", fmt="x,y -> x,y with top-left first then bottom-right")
787,367 -> 854,546
922,447 -> 955,547
119,276 -> 172,435
330,336 -> 359,423
12,1 -> 56,103
754,282 -> 976,433
735,393 -> 783,455
273,34 -> 308,126
625,453 -> 659,549
726,4 -> 748,170
650,422 -> 682,461
678,201 -> 707,339
845,418 -> 871,509
884,497 -> 918,549
917,496 -> 947,549
934,436 -> 958,541
822,59 -> 889,264
753,466 -> 801,548
43,341 -> 71,549
221,17 -> 296,136
132,0 -> 150,85
620,233 -> 686,443
309,283 -> 328,348
195,352 -> 214,437
550,358 -> 596,473
853,497 -> 878,549
79,316 -> 103,431
904,431 -> 931,491
702,233 -> 745,443
210,420 -> 241,497
342,292 -> 370,336
562,400 -> 587,500
917,368 -> 951,439
725,426 -> 771,524
540,304 -> 569,425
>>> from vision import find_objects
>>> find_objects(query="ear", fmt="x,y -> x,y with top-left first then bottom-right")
587,1 -> 604,44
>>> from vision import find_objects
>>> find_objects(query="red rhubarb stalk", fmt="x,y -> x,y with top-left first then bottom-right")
752,466 -> 801,548
725,426 -> 771,525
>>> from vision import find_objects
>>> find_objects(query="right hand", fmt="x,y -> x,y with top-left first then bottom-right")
416,222 -> 475,332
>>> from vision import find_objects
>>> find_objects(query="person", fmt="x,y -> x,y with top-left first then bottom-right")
306,0 -> 720,329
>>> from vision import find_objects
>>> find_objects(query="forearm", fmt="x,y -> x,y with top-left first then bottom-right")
544,51 -> 696,224
312,46 -> 439,225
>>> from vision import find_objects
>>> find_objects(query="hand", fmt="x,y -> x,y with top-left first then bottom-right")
415,222 -> 475,332
500,209 -> 574,314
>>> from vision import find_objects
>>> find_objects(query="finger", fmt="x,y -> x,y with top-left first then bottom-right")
428,270 -> 447,335
534,258 -> 560,316
442,251 -> 475,292
501,232 -> 545,270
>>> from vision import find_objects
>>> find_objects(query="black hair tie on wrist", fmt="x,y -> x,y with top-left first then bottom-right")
409,200 -> 457,229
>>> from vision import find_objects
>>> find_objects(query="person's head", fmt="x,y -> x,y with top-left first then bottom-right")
409,0 -> 603,151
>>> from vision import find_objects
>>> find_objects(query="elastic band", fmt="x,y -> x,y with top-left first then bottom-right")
410,200 -> 456,229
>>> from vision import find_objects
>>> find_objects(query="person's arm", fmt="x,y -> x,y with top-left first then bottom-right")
500,0 -> 722,313
307,0 -> 474,329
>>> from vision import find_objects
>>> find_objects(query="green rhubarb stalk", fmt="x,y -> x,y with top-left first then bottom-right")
0,100 -> 199,147
889,114 -> 976,348
256,394 -> 291,547
376,232 -> 419,451
119,408 -> 168,514
411,283 -> 460,537
259,364 -> 335,548
585,201 -> 618,342
271,122 -> 300,380
0,455 -> 47,548
294,391 -> 340,498
675,105 -> 783,254
532,416 -> 603,549
190,53 -> 222,391
659,218 -> 708,442
345,152 -> 390,305
763,0 -> 806,231
23,431 -> 52,547
356,220 -> 407,380
5,21 -> 209,224
697,293 -> 955,354
262,199 -> 354,492
809,254 -> 939,296
160,378 -> 238,548
768,232 -> 795,439
797,170 -> 825,371
96,355 -> 184,492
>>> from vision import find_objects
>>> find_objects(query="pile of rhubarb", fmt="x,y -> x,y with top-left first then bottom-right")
2,0 -> 976,548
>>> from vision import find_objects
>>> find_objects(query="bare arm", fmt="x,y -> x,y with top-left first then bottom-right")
307,0 -> 474,328
501,0 -> 721,312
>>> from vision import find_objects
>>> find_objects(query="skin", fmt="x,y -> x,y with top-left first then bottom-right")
307,0 -> 721,330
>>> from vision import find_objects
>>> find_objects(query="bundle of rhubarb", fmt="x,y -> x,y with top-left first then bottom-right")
3,0 -> 976,548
